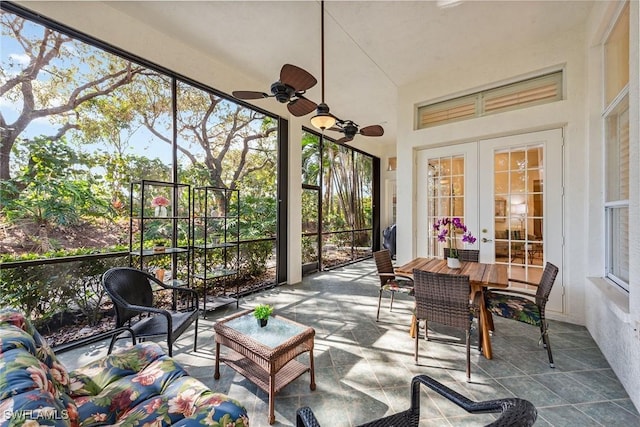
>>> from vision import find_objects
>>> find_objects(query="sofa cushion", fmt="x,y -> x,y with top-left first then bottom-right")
1,309 -> 248,427
0,309 -> 71,395
0,326 -> 79,427
69,342 -> 248,426
0,389 -> 75,427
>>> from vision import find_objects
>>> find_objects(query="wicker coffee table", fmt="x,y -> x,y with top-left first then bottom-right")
214,309 -> 316,424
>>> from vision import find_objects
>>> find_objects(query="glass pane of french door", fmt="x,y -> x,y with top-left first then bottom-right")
427,155 -> 466,256
479,129 -> 563,314
416,143 -> 478,257
493,145 -> 545,284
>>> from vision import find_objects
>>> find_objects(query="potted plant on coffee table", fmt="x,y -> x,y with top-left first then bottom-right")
253,304 -> 274,327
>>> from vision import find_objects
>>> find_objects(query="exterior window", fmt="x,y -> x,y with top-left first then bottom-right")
604,3 -> 630,291
0,5 -> 280,323
301,129 -> 375,272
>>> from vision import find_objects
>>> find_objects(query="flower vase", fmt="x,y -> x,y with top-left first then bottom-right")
257,318 -> 268,328
154,206 -> 168,217
447,257 -> 461,269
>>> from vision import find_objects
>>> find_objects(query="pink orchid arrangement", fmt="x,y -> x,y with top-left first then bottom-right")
432,217 -> 476,258
151,196 -> 170,207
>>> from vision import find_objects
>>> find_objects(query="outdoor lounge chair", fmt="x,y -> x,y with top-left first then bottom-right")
102,267 -> 199,357
296,374 -> 537,426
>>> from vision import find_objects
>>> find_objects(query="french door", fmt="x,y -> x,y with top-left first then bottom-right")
417,129 -> 564,314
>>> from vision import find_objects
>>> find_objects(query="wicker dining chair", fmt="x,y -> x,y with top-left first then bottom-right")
484,262 -> 559,368
443,248 -> 480,262
296,374 -> 537,427
102,267 -> 199,357
413,269 -> 476,381
373,249 -> 414,321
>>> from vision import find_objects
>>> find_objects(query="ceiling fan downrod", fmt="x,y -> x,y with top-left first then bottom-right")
310,0 -> 337,131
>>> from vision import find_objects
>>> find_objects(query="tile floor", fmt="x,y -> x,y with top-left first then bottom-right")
60,259 -> 640,426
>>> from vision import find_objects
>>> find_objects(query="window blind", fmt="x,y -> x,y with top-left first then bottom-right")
417,71 -> 563,129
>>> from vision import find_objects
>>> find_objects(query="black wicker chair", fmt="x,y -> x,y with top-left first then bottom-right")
413,269 -> 477,381
102,267 -> 199,357
373,249 -> 414,321
443,248 -> 480,262
296,374 -> 537,427
484,262 -> 558,368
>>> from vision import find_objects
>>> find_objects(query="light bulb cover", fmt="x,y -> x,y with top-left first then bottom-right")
310,103 -> 336,130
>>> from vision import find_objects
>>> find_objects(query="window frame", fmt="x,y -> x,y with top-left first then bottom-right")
602,1 -> 630,292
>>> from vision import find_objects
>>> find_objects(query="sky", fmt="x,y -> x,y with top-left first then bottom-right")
1,14 -> 173,165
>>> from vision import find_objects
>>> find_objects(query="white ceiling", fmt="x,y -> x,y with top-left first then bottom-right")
106,1 -> 594,148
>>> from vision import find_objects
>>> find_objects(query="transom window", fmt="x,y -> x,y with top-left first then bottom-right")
417,71 -> 563,129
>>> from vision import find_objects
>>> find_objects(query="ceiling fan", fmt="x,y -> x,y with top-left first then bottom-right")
327,119 -> 384,144
232,63 -> 318,117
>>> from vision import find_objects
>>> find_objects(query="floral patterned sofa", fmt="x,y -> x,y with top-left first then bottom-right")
0,308 -> 248,426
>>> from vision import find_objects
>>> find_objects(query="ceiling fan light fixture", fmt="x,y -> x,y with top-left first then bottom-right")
310,103 -> 336,130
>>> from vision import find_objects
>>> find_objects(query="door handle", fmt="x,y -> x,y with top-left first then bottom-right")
481,237 -> 493,243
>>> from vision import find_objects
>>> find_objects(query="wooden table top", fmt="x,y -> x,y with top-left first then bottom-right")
395,257 -> 508,288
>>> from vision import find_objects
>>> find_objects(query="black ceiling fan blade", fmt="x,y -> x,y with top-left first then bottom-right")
287,96 -> 317,117
359,125 -> 384,137
280,64 -> 317,92
232,90 -> 270,100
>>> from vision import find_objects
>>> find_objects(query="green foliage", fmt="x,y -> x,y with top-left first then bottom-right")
301,132 -> 321,186
2,136 -> 111,226
239,240 -> 273,277
239,194 -> 276,239
91,152 -> 171,207
253,304 -> 273,320
301,236 -> 318,264
0,246 -> 128,264
0,255 -> 128,327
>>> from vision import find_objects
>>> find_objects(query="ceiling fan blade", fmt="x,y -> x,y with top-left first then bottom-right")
359,125 -> 384,137
336,136 -> 353,144
287,96 -> 317,117
326,126 -> 344,133
280,64 -> 317,92
232,90 -> 270,100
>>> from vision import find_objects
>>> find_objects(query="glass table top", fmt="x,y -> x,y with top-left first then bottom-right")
225,312 -> 306,349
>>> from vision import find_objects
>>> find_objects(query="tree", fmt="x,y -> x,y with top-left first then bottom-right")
301,131 -> 321,186
0,13 -> 145,193
321,140 -> 373,249
1,10 -> 280,257
134,80 -> 279,230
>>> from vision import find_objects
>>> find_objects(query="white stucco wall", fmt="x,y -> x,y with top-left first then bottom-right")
583,0 -> 640,410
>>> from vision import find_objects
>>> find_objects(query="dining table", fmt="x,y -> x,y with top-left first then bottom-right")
395,257 -> 509,360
